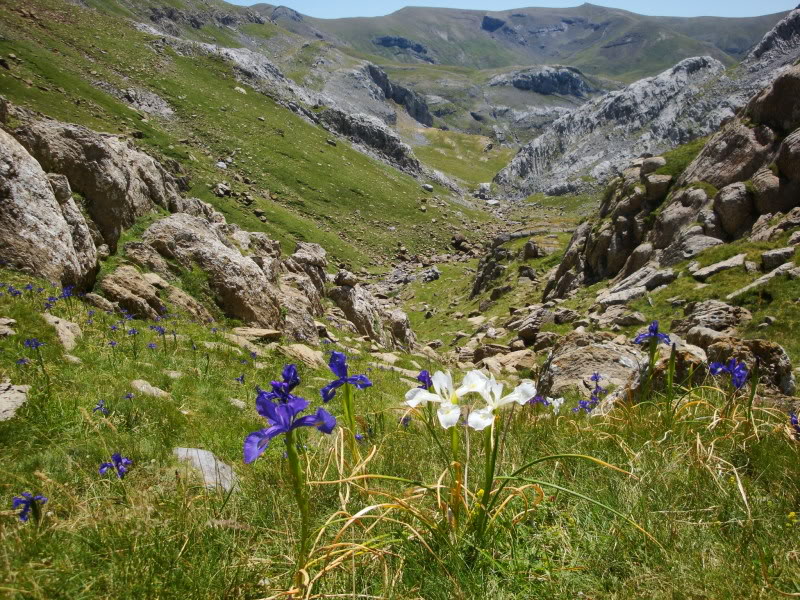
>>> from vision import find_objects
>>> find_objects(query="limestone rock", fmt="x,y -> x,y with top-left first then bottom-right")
0,380 -> 30,421
173,447 -> 238,493
714,183 -> 755,237
329,284 -> 384,344
14,119 -> 182,252
100,265 -> 166,320
671,300 -> 752,336
166,286 -> 214,322
387,309 -> 417,350
707,338 -> 795,395
692,253 -> 746,281
230,327 -> 282,342
143,214 -> 282,328
0,317 -> 16,337
0,128 -> 97,288
278,344 -> 325,368
131,379 -> 170,398
42,313 -> 82,351
761,246 -> 796,271
541,332 -> 645,399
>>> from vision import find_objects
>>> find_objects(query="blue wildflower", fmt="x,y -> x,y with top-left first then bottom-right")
633,321 -> 671,346
321,351 -> 372,402
574,372 -> 604,413
150,325 -> 166,336
528,394 -> 550,406
24,338 -> 44,350
790,412 -> 800,440
124,392 -> 134,400
235,374 -> 245,384
93,399 -> 109,415
243,387 -> 336,464
12,492 -> 47,522
147,343 -> 157,350
416,369 -> 433,389
127,328 -> 139,336
15,357 -> 30,366
59,286 -> 74,300
24,283 -> 34,291
99,453 -> 132,479
108,340 -> 118,348
250,351 -> 258,360
400,415 -> 411,428
710,358 -> 749,390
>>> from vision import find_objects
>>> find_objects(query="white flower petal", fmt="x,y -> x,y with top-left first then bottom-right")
431,371 -> 454,399
405,388 -> 443,407
512,381 -> 537,405
550,397 -> 565,415
456,370 -> 490,399
467,406 -> 495,430
437,403 -> 462,429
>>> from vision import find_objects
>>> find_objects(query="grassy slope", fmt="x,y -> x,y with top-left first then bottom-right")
0,0 -> 488,269
2,268 -> 799,598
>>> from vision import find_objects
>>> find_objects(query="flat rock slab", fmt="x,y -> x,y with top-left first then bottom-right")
762,246 -> 796,271
726,263 -> 800,300
42,313 -> 81,350
173,447 -> 238,493
0,317 -> 17,337
692,253 -> 746,282
278,344 -> 325,368
131,379 -> 170,398
230,327 -> 282,342
0,380 -> 30,421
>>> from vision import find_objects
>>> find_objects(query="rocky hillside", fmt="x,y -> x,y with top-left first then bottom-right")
496,8 -> 800,196
280,4 -> 787,79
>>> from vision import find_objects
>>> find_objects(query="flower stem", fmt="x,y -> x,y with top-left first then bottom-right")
449,425 -> 462,527
474,420 -> 500,547
285,429 -> 310,580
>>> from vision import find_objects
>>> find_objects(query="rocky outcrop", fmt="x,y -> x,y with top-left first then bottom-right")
12,118 -> 182,253
0,128 -> 98,288
496,57 -> 727,196
496,10 -> 800,196
488,66 -> 595,98
544,62 -> 800,302
367,65 -> 433,126
328,280 -> 385,344
142,213 -> 283,328
707,338 -> 796,395
371,36 -> 433,63
318,109 -> 422,173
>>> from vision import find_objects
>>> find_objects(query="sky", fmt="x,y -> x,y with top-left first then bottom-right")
227,0 -> 797,20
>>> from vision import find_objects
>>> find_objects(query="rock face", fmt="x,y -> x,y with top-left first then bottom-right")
0,128 -> 98,288
707,338 -> 796,395
143,213 -> 283,328
318,109 -> 422,173
544,61 -> 800,303
12,119 -> 182,253
367,65 -> 433,126
100,265 -> 167,321
173,447 -> 238,493
496,10 -> 800,196
42,314 -> 82,351
371,36 -> 432,62
488,66 -> 595,98
329,282 -> 385,344
495,57 -> 727,196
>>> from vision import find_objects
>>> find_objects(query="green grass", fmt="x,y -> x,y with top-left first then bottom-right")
2,267 -> 799,598
654,136 -> 709,178
412,128 -> 515,187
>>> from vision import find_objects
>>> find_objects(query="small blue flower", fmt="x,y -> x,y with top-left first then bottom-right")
790,412 -> 800,440
321,352 -> 372,403
250,351 -> 258,360
235,374 -> 245,384
93,399 -> 109,415
400,415 -> 411,428
127,328 -> 139,336
149,325 -> 166,336
24,283 -> 34,291
710,358 -> 749,390
15,357 -> 30,366
24,338 -> 44,350
147,342 -> 157,350
12,492 -> 47,522
633,321 -> 671,346
416,370 -> 433,389
124,392 -> 134,400
529,395 -> 550,406
99,453 -> 132,479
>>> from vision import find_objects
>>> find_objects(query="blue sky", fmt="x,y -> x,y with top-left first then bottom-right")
229,1 -> 796,19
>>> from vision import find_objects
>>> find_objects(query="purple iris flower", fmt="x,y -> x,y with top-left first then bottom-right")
321,352 -> 372,402
99,453 -> 132,479
108,341 -> 118,348
633,321 -> 671,346
710,358 -> 749,390
24,283 -> 34,291
93,399 -> 109,415
24,338 -> 44,350
575,372 -> 604,413
259,364 -> 302,404
529,395 -> 550,406
124,392 -> 134,400
12,492 -> 47,522
790,412 -> 800,440
147,343 -> 157,350
416,370 -> 433,389
400,415 -> 411,428
150,325 -> 166,336
243,390 -> 336,464
235,374 -> 245,384
250,351 -> 258,360
127,328 -> 139,336
16,357 -> 29,366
